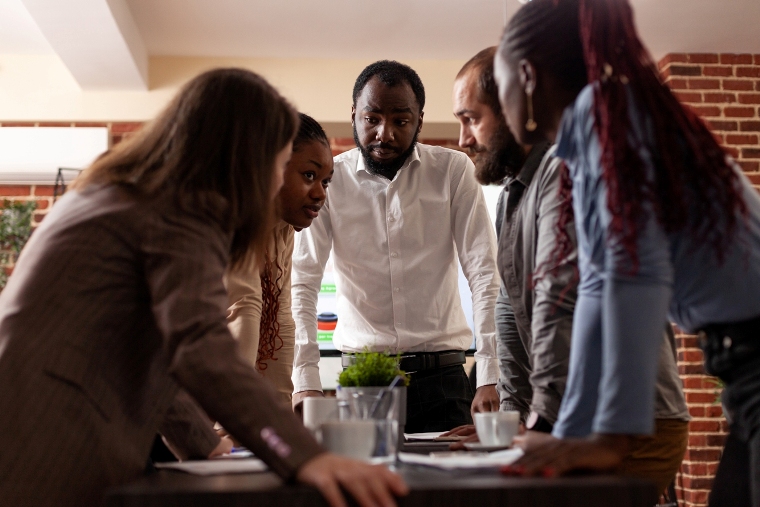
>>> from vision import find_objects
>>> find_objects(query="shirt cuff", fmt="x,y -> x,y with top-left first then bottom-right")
475,358 -> 499,388
292,365 -> 323,394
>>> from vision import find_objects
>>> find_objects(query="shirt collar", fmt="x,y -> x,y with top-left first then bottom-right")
355,144 -> 421,176
510,141 -> 552,188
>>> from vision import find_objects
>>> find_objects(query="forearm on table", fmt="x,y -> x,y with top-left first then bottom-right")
159,389 -> 220,460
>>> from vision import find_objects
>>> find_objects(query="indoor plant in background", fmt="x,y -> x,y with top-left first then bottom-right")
337,351 -> 410,454
0,200 -> 37,289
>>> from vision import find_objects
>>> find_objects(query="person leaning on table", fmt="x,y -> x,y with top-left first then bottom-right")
291,60 -> 502,432
225,113 -> 334,406
446,46 -> 689,493
0,68 -> 406,507
493,2 -> 760,507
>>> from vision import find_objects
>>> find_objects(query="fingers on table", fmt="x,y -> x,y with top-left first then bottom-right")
337,465 -> 405,507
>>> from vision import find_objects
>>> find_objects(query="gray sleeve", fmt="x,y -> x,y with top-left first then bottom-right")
495,285 -> 532,422
530,156 -> 576,424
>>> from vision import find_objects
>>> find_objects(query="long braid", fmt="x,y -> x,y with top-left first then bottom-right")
504,0 -> 747,272
257,248 -> 285,371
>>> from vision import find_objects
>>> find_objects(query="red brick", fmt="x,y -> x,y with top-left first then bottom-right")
703,66 -> 734,77
691,106 -> 722,117
689,79 -> 721,90
740,162 -> 760,174
32,185 -> 56,197
723,79 -> 755,91
682,377 -> 706,389
680,363 -> 706,375
713,133 -> 725,144
686,392 -> 719,404
0,185 -> 32,196
720,53 -> 753,65
0,122 -> 36,127
668,65 -> 702,77
688,405 -> 706,417
681,462 -> 708,476
742,148 -> 760,159
679,350 -> 705,362
37,121 -> 73,127
706,434 -> 728,447
689,420 -> 722,433
737,67 -> 760,78
658,53 -> 689,69
673,92 -> 702,104
682,477 -> 714,490
34,200 -> 50,210
677,336 -> 700,349
683,489 -> 709,505
705,404 -> 725,418
725,146 -> 741,158
110,122 -> 143,134
757,81 -> 760,92
707,120 -> 739,131
704,92 -> 736,103
738,93 -> 760,105
724,106 -> 756,117
684,448 -> 723,462
755,55 -> 760,66
110,134 -> 124,146
73,122 -> 108,128
688,434 -> 706,447
740,121 -> 760,131
726,134 -> 759,144
689,54 -> 720,64
667,78 -> 689,90
32,213 -> 46,224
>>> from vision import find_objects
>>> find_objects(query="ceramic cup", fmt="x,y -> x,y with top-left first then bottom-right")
303,397 -> 339,432
319,420 -> 376,460
474,411 -> 520,447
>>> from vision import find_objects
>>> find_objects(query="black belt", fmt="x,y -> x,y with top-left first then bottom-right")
698,314 -> 760,381
341,350 -> 466,373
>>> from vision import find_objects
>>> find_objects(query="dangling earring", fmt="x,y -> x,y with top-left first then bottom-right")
525,88 -> 537,132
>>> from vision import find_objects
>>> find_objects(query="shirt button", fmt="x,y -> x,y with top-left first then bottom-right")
394,287 -> 400,292
391,252 -> 398,258
388,216 -> 395,222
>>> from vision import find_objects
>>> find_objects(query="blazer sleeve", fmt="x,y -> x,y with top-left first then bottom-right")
143,212 -> 324,479
158,388 -> 221,460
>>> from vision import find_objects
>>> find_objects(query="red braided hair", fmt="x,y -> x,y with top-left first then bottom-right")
257,248 -> 285,371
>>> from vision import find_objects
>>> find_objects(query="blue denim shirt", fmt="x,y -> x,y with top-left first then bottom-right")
553,84 -> 760,437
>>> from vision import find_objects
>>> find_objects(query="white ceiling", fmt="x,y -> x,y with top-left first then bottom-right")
1,0 -> 759,88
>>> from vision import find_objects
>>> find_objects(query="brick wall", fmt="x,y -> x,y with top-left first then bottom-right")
659,53 -> 760,507
1,55 -> 759,505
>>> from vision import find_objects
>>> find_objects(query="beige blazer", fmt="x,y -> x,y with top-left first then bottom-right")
226,222 -> 295,404
0,185 -> 322,507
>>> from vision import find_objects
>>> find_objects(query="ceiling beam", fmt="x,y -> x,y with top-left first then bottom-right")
20,0 -> 148,90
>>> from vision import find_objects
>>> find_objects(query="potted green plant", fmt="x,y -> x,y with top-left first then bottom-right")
0,200 -> 37,289
336,351 -> 409,452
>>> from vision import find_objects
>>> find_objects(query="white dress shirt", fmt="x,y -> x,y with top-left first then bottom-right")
291,144 -> 500,392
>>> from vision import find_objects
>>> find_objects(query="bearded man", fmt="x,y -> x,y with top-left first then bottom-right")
291,60 -> 501,432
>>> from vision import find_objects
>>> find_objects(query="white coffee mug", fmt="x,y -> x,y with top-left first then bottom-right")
474,411 -> 520,447
303,397 -> 339,432
319,420 -> 376,460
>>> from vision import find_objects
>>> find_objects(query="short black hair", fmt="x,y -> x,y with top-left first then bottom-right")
352,60 -> 425,112
293,113 -> 329,151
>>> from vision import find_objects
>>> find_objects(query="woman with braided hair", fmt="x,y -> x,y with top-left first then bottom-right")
226,113 -> 333,405
494,0 -> 760,503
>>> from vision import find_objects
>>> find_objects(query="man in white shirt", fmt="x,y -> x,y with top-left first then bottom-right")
291,60 -> 501,432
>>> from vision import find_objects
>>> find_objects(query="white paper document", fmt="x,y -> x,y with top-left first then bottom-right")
398,448 -> 524,470
155,457 -> 268,475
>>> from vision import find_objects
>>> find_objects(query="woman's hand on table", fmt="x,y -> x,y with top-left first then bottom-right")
207,435 -> 234,458
503,433 -> 633,478
297,453 -> 408,507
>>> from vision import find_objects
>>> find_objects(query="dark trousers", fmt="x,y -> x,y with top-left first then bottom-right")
404,364 -> 474,433
702,329 -> 760,507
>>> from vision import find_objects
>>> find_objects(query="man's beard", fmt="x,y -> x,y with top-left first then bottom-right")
470,121 -> 526,185
354,125 -> 419,179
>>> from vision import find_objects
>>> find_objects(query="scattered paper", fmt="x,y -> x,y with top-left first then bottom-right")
398,448 -> 523,470
155,458 -> 268,475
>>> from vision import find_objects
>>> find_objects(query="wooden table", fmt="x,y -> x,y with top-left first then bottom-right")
106,460 -> 658,507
